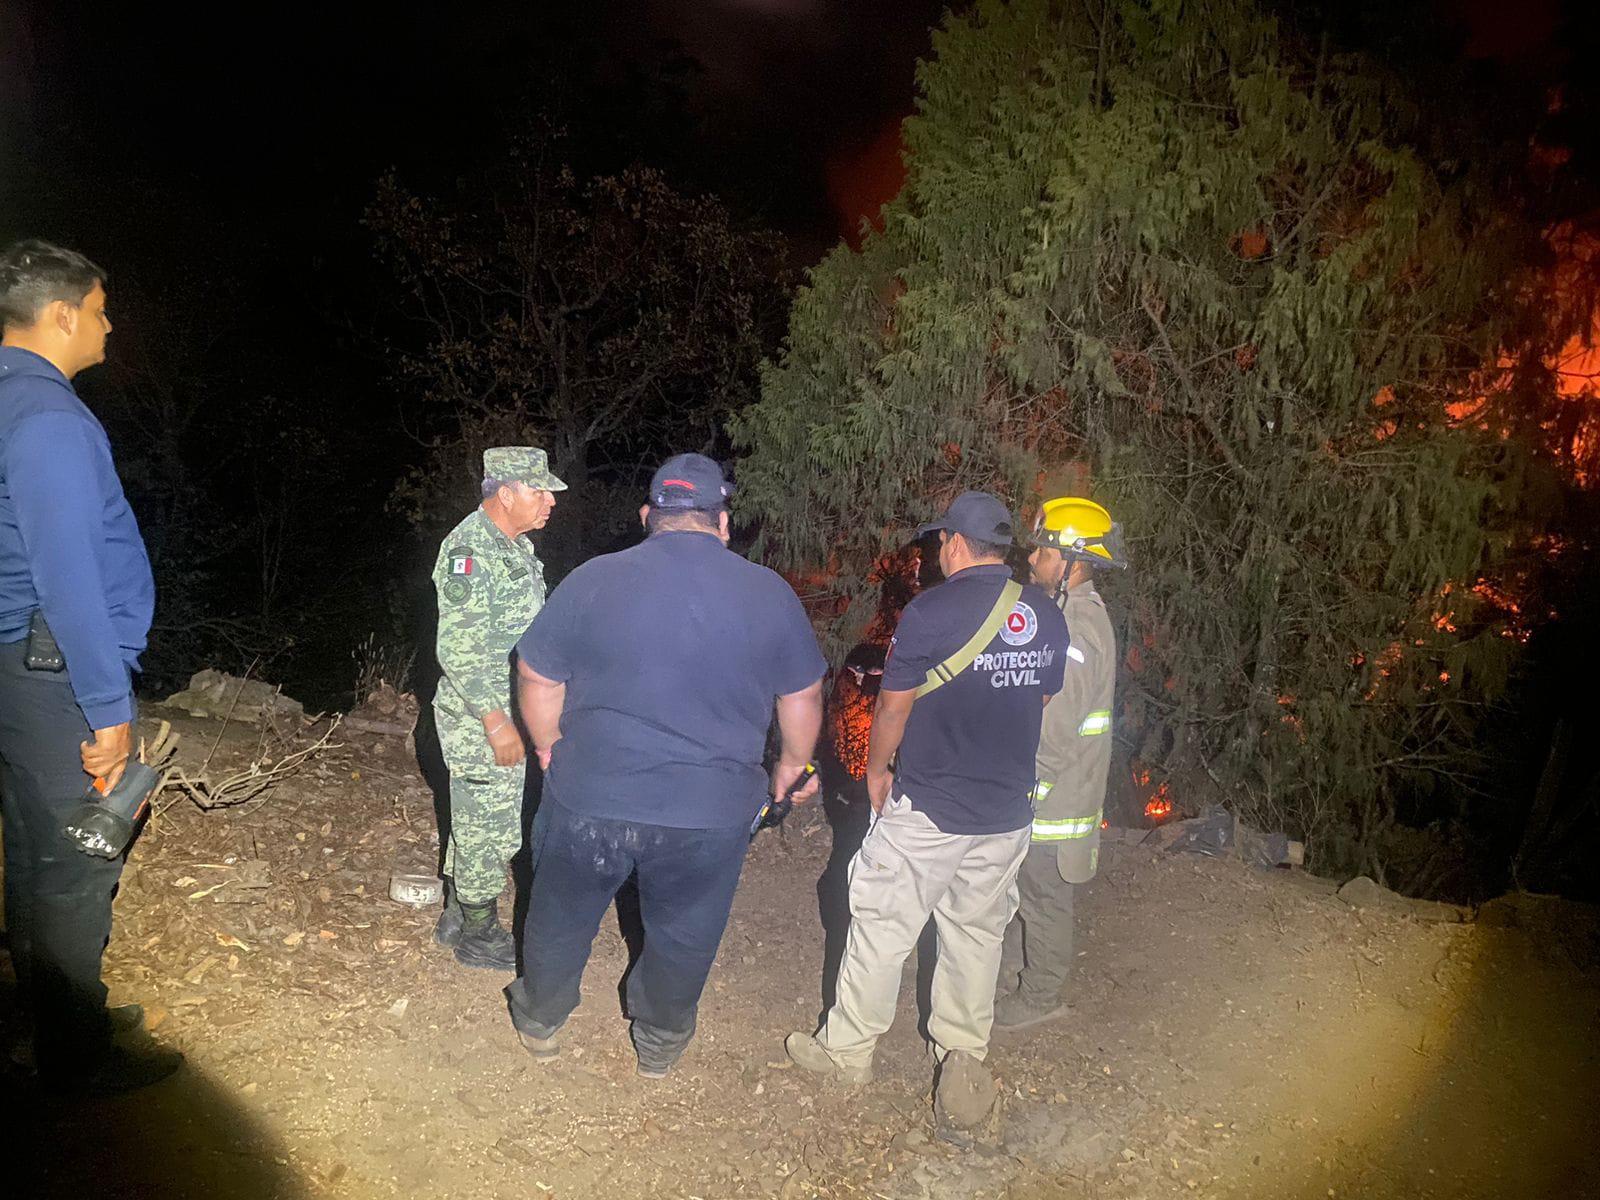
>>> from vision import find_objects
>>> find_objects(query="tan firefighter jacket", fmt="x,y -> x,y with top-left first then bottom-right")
1032,579 -> 1115,883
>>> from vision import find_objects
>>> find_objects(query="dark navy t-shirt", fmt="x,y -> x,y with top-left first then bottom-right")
517,531 -> 827,830
881,563 -> 1069,835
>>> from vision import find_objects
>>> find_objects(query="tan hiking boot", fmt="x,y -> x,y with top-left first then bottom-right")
785,1031 -> 872,1085
993,989 -> 1069,1031
934,1050 -> 1001,1132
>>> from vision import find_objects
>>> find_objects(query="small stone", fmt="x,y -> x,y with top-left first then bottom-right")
1337,875 -> 1396,907
890,1128 -> 929,1153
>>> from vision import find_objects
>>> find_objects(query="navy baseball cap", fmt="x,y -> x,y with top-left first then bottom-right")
915,490 -> 1015,545
649,453 -> 734,511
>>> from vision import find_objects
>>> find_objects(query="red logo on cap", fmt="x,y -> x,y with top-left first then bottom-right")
663,478 -> 696,490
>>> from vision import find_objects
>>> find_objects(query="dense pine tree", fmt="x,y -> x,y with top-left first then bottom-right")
734,0 -> 1590,883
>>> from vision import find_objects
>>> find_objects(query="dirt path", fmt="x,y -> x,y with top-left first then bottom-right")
10,708 -> 1598,1200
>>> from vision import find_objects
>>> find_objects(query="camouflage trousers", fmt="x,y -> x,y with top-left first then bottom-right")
434,701 -> 527,906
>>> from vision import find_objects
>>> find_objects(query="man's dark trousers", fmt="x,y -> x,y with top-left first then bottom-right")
508,798 -> 750,1068
0,639 -> 123,1072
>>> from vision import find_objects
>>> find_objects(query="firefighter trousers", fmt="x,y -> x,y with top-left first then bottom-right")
997,843 -> 1076,1001
815,792 -> 1029,1069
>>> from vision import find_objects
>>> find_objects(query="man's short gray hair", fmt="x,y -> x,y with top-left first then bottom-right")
482,477 -> 509,499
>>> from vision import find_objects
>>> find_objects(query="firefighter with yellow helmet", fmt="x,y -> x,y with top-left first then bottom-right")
994,496 -> 1127,1029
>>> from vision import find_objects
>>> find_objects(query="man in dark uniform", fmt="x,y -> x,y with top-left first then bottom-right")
0,240 -> 181,1094
786,491 -> 1068,1107
508,453 -> 826,1078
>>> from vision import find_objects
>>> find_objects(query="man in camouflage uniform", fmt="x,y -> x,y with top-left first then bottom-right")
431,446 -> 565,969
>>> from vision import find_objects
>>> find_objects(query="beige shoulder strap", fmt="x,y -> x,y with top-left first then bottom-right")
915,579 -> 1023,698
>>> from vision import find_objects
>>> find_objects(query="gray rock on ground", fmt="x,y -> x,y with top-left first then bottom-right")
1338,875 -> 1471,923
163,669 -> 304,726
1336,875 -> 1398,907
1002,1104 -> 1119,1172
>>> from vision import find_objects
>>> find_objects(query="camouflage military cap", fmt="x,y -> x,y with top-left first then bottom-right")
483,447 -> 567,491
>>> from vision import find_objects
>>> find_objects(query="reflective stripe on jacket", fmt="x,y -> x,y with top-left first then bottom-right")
1032,580 -> 1116,882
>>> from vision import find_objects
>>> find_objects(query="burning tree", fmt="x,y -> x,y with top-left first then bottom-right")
733,0 -> 1595,885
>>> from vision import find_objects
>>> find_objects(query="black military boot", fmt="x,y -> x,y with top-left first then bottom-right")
433,878 -> 464,948
45,1044 -> 185,1098
454,900 -> 517,970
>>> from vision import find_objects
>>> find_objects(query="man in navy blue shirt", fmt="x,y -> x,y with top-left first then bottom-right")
0,240 -> 180,1094
508,453 -> 826,1078
786,491 -> 1067,1113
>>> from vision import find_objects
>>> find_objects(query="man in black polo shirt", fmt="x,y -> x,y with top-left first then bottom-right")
786,491 -> 1067,1097
507,454 -> 826,1079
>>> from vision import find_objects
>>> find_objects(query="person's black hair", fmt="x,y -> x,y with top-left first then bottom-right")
957,532 -> 1009,560
0,239 -> 106,331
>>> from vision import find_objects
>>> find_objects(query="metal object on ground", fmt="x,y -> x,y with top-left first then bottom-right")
390,872 -> 444,907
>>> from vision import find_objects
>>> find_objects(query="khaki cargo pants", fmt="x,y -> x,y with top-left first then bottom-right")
816,792 -> 1030,1069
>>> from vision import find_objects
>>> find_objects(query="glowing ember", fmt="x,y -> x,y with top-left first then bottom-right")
1132,764 -> 1174,822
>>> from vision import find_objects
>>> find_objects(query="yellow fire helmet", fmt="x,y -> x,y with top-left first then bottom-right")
1032,496 -> 1129,569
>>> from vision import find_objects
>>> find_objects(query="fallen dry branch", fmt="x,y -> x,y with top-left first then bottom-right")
160,716 -> 343,812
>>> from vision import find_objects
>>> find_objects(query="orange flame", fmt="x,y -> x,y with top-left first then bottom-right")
829,683 -> 874,779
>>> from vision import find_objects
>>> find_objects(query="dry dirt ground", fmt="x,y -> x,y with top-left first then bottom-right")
8,707 -> 1599,1200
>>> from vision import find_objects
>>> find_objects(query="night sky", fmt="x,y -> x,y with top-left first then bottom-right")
5,0 -> 1596,267
1,1 -> 945,260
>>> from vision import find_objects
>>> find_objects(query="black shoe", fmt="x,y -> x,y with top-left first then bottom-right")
433,879 -> 463,948
454,901 -> 517,971
631,1026 -> 688,1080
636,1056 -> 676,1080
46,1045 -> 184,1098
109,1004 -> 144,1034
993,989 -> 1069,1031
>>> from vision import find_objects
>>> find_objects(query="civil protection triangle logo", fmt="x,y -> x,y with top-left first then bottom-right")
999,600 -> 1037,646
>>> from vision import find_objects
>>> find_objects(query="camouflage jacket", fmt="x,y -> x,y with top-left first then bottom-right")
432,507 -> 546,720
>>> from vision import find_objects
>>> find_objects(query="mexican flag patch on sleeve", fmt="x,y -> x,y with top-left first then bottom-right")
450,554 -> 474,576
